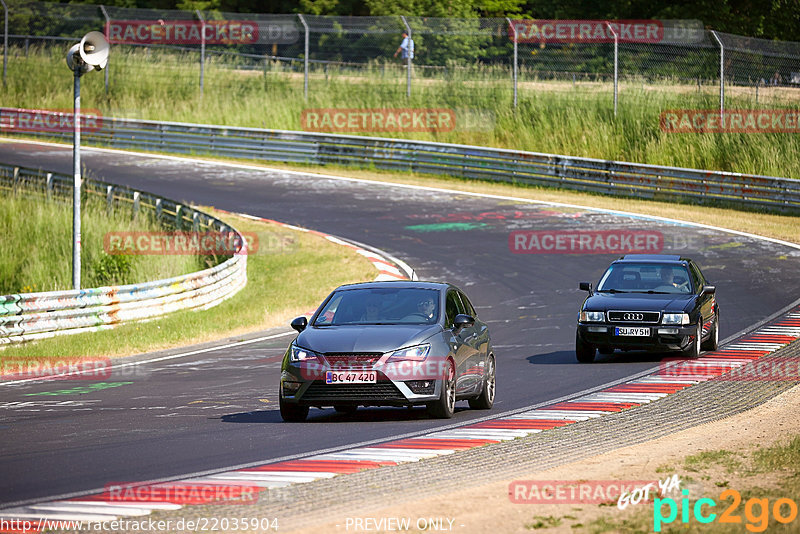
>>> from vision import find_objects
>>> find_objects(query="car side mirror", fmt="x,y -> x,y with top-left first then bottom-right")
290,316 -> 308,333
452,313 -> 475,333
579,282 -> 593,294
702,285 -> 716,295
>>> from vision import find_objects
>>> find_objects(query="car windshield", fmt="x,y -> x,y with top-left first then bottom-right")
313,287 -> 440,326
596,263 -> 693,294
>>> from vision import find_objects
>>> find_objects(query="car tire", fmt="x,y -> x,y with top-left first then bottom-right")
576,333 -> 596,363
427,359 -> 456,419
334,405 -> 358,414
279,387 -> 309,422
469,354 -> 495,410
682,322 -> 702,359
701,312 -> 719,352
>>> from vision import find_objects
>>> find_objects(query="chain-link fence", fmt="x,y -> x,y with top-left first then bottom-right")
2,1 -> 800,111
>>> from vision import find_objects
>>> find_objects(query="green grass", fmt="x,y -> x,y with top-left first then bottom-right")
0,209 -> 378,359
3,45 -> 799,178
0,187 -> 205,294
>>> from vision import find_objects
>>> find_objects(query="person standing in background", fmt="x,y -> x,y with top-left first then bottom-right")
394,32 -> 414,60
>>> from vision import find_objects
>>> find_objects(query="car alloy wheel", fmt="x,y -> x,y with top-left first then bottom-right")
427,359 -> 455,419
469,355 -> 495,410
682,322 -> 702,359
702,312 -> 719,351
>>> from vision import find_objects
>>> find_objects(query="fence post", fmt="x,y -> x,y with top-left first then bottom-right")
196,9 -> 205,97
106,185 -> 113,212
400,15 -> 412,98
297,14 -> 309,100
506,17 -> 518,108
1,0 -> 7,87
132,191 -> 140,220
605,21 -> 618,117
710,30 -> 724,115
99,5 -> 110,93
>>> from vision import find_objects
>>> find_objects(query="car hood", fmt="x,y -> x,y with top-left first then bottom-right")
296,324 -> 442,354
583,293 -> 694,313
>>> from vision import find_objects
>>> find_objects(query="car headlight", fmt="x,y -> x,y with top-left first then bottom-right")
290,345 -> 320,362
662,313 -> 690,325
387,343 -> 431,362
580,311 -> 605,322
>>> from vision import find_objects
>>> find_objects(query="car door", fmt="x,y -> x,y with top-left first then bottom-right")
690,262 -> 716,337
445,289 -> 476,395
457,289 -> 489,394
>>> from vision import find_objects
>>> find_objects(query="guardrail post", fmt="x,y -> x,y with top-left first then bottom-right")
710,30 -> 724,115
1,0 -> 7,87
155,198 -> 162,223
196,10 -> 205,97
192,211 -> 199,232
12,166 -> 18,191
506,17 -> 518,109
400,16 -> 412,98
605,21 -> 618,117
297,14 -> 309,100
99,5 -> 110,94
46,172 -> 53,199
175,204 -> 182,230
132,191 -> 140,220
106,185 -> 113,212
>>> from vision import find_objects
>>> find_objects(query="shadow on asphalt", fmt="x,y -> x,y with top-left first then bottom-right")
527,350 -> 679,365
220,405 -> 470,424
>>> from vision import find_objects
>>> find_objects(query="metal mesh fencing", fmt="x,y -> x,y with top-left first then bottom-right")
2,3 -> 800,110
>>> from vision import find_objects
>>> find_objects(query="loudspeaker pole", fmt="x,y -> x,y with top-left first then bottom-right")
72,63 -> 82,289
66,32 -> 109,290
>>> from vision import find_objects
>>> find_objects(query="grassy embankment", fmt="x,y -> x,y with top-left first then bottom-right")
0,190 -> 377,359
2,45 -> 799,178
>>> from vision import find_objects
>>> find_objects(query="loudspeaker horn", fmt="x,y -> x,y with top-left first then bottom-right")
79,31 -> 109,71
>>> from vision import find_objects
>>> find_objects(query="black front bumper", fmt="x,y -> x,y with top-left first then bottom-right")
577,322 -> 695,352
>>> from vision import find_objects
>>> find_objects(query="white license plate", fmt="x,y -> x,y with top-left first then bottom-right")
325,371 -> 377,384
615,327 -> 650,337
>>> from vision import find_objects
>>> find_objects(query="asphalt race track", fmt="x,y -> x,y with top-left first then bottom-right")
2,140 -> 800,507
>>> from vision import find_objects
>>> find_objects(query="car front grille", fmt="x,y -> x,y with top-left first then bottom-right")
301,381 -> 406,402
607,311 -> 661,323
323,353 -> 383,369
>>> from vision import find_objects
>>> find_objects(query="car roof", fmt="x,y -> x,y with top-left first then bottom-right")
333,280 -> 452,292
616,254 -> 689,265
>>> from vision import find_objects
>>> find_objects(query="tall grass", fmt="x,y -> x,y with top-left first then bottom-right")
0,188 -> 206,294
2,45 -> 799,177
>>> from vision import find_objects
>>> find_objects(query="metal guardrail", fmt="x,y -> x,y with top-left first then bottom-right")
0,164 -> 247,344
2,111 -> 798,213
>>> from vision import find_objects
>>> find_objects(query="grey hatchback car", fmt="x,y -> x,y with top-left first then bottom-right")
279,281 -> 495,421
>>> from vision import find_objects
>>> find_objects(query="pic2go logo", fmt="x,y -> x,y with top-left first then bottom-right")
654,489 -> 798,532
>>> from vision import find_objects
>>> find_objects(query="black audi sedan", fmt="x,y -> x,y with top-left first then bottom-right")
576,255 -> 719,363
279,281 -> 495,421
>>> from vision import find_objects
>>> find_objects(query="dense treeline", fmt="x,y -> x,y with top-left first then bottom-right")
55,0 -> 799,41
